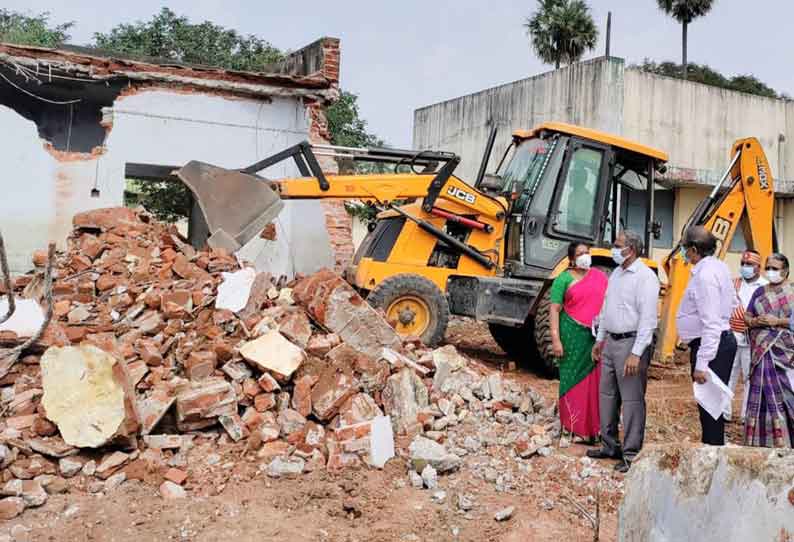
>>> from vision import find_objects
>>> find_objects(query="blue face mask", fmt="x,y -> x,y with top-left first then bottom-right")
740,265 -> 756,280
612,247 -> 627,265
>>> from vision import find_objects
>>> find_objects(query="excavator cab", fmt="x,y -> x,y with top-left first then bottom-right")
449,123 -> 669,372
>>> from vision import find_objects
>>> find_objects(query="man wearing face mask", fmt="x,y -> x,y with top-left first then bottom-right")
676,226 -> 738,446
588,231 -> 659,473
725,250 -> 767,422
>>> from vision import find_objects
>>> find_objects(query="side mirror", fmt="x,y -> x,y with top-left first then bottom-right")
479,173 -> 503,192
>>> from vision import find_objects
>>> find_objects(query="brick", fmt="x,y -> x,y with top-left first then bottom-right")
0,497 -> 25,520
164,468 -> 187,485
221,361 -> 251,382
213,340 -> 235,362
293,270 -> 401,358
73,207 -> 140,232
291,375 -> 317,417
185,351 -> 217,381
96,451 -> 130,480
256,440 -> 291,460
32,416 -> 58,437
138,340 -> 163,366
241,407 -> 264,430
311,366 -> 359,422
138,392 -> 176,434
338,393 -> 383,427
254,393 -> 276,412
257,372 -> 281,393
306,333 -> 341,356
175,379 -> 237,431
242,378 -> 261,398
278,311 -> 312,348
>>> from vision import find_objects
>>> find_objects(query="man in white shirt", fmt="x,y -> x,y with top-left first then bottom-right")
588,231 -> 660,473
725,250 -> 768,422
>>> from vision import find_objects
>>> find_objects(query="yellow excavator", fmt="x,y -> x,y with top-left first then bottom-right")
177,123 -> 775,373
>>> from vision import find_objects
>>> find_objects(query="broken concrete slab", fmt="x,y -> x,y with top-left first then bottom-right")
216,267 -> 257,313
265,456 -> 305,478
408,436 -> 461,474
160,480 -> 187,499
382,368 -> 429,434
368,415 -> 395,469
26,437 -> 77,459
293,269 -> 401,358
311,367 -> 359,422
40,345 -> 140,448
240,330 -> 306,379
0,298 -> 45,337
619,444 -> 794,542
138,393 -> 176,435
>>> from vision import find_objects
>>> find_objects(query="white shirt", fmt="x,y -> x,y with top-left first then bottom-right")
734,274 -> 768,347
676,256 -> 736,372
596,259 -> 660,356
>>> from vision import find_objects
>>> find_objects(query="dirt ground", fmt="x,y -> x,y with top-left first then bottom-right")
3,318 -> 742,542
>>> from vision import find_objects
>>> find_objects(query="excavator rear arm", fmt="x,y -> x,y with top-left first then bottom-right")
657,137 -> 776,362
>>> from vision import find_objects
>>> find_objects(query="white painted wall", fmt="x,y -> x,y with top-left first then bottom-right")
623,68 -> 794,189
413,58 -> 625,183
0,89 -> 335,276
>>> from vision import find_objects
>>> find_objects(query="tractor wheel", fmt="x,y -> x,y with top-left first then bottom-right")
368,274 -> 449,346
532,291 -> 560,377
488,322 -> 532,361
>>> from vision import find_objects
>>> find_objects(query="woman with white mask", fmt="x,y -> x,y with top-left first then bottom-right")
744,253 -> 794,448
548,242 -> 608,444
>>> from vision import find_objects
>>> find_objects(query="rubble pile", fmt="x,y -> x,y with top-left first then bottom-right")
0,208 -> 557,519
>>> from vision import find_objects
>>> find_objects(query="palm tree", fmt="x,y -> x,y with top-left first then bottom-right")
656,0 -> 716,80
524,0 -> 598,69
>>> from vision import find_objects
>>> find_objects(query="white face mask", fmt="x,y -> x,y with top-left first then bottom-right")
740,265 -> 756,280
612,247 -> 627,265
766,270 -> 784,284
575,254 -> 592,270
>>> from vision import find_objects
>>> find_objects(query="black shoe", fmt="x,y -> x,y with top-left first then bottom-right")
586,448 -> 622,460
614,459 -> 631,473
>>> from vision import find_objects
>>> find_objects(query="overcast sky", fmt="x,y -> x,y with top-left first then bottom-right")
6,1 -> 792,148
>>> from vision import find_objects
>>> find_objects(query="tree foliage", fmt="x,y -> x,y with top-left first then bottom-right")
326,90 -> 384,148
656,0 -> 716,79
635,60 -> 781,99
0,9 -> 72,47
93,7 -> 282,70
524,0 -> 598,69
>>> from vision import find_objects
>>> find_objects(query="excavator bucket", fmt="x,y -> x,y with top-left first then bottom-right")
177,161 -> 284,252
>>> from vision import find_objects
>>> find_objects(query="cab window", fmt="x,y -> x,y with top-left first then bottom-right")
555,148 -> 603,237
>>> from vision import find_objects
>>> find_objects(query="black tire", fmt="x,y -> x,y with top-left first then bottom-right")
489,319 -> 558,378
368,273 -> 450,346
532,290 -> 560,377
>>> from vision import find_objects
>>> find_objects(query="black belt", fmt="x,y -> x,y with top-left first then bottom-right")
608,331 -> 637,341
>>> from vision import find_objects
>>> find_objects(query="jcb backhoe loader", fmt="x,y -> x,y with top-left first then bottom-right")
177,123 -> 775,373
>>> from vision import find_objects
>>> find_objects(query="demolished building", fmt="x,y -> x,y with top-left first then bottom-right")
0,37 -> 352,276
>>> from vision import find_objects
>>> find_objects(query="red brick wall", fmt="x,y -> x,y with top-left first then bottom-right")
307,91 -> 354,273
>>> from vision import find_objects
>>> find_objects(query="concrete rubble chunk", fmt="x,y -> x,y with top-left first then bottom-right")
266,456 -> 305,478
215,268 -> 257,312
380,348 -> 430,377
338,393 -> 383,427
421,464 -> 438,489
487,374 -> 505,402
219,414 -> 249,442
494,506 -> 514,522
1,479 -> 47,507
431,345 -> 468,391
160,480 -> 187,499
409,470 -> 424,488
104,472 -> 127,492
293,269 -> 401,358
240,330 -> 306,379
409,436 -> 462,474
59,457 -> 83,478
277,409 -> 307,437
382,368 -> 429,434
457,494 -> 474,511
368,416 -> 395,469
619,444 -> 794,542
0,298 -> 45,338
138,393 -> 176,435
40,345 -> 140,448
143,435 -> 185,450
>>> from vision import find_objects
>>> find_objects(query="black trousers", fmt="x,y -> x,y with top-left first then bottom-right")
689,331 -> 737,446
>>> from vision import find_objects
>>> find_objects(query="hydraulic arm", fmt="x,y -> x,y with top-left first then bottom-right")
657,137 -> 776,362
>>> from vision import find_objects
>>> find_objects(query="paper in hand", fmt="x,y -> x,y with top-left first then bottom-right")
693,369 -> 734,421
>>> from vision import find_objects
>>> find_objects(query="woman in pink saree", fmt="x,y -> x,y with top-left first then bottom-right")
549,243 -> 609,441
